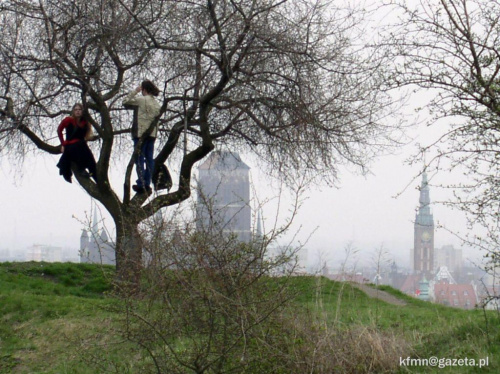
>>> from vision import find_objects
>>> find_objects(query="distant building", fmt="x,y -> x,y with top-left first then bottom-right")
79,210 -> 115,265
434,281 -> 478,309
387,261 -> 408,290
197,151 -> 252,242
479,285 -> 500,311
26,244 -> 62,262
395,173 -> 481,309
434,265 -> 456,284
435,245 -> 463,274
414,172 -> 435,275
431,266 -> 477,308
375,171 -> 484,310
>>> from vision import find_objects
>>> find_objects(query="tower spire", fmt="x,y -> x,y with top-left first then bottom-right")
416,171 -> 433,226
90,200 -> 100,243
256,210 -> 263,238
413,170 -> 435,274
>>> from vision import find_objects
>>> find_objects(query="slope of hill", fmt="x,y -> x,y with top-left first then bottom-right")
0,262 -> 498,373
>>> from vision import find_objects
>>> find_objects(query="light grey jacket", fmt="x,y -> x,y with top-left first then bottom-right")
123,90 -> 161,138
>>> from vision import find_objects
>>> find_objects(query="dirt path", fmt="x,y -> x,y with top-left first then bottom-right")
350,283 -> 407,307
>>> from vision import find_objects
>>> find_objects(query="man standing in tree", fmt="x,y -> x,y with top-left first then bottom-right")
123,80 -> 161,195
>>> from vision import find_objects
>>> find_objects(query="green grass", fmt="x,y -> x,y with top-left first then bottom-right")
288,277 -> 500,373
0,262 -> 499,373
0,262 -> 119,374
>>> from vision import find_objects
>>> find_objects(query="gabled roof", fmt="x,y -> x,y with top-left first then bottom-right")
100,229 -> 108,242
198,151 -> 250,171
435,266 -> 456,284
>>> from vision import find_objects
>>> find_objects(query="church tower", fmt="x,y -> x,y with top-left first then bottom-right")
414,172 -> 435,274
80,230 -> 89,256
197,151 -> 251,242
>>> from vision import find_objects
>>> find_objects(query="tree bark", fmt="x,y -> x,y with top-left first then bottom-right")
115,218 -> 143,291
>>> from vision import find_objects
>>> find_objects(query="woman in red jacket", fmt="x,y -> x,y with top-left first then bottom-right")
56,103 -> 97,183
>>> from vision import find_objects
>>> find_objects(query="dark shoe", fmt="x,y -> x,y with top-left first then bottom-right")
133,185 -> 152,195
133,184 -> 146,193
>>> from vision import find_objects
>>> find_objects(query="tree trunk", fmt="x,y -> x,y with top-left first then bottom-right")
115,219 -> 143,291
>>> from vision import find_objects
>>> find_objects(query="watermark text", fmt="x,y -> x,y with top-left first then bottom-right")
399,356 -> 489,369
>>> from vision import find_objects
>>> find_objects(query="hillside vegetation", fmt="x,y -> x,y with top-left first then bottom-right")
0,262 -> 498,373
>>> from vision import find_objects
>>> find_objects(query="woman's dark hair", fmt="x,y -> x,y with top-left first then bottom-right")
141,80 -> 160,96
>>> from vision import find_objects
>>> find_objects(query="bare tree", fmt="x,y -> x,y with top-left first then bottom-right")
0,0 -> 401,283
385,0 -> 500,281
105,186 -> 304,373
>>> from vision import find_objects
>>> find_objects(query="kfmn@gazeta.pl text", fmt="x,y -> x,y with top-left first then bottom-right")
399,356 -> 489,369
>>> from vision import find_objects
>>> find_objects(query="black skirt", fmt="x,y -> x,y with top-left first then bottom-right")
57,140 -> 97,183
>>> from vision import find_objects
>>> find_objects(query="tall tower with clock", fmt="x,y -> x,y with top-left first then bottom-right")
414,172 -> 434,274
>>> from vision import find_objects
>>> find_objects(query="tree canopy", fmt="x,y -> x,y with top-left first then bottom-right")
0,0 -> 401,280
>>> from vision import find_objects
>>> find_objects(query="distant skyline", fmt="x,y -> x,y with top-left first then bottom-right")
0,90 -> 486,271
0,128 -> 484,272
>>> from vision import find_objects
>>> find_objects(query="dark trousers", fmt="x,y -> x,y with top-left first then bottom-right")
133,137 -> 155,188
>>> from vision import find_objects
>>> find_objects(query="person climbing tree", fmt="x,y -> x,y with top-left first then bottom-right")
56,103 -> 97,183
122,80 -> 161,195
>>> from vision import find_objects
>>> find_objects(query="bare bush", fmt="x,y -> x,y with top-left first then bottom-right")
275,309 -> 412,374
114,214 -> 299,373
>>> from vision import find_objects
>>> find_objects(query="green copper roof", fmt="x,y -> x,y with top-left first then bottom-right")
416,172 -> 434,227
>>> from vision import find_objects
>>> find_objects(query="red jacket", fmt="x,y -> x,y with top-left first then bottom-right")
57,117 -> 89,146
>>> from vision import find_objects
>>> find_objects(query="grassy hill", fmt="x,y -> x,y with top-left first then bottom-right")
0,262 -> 498,373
